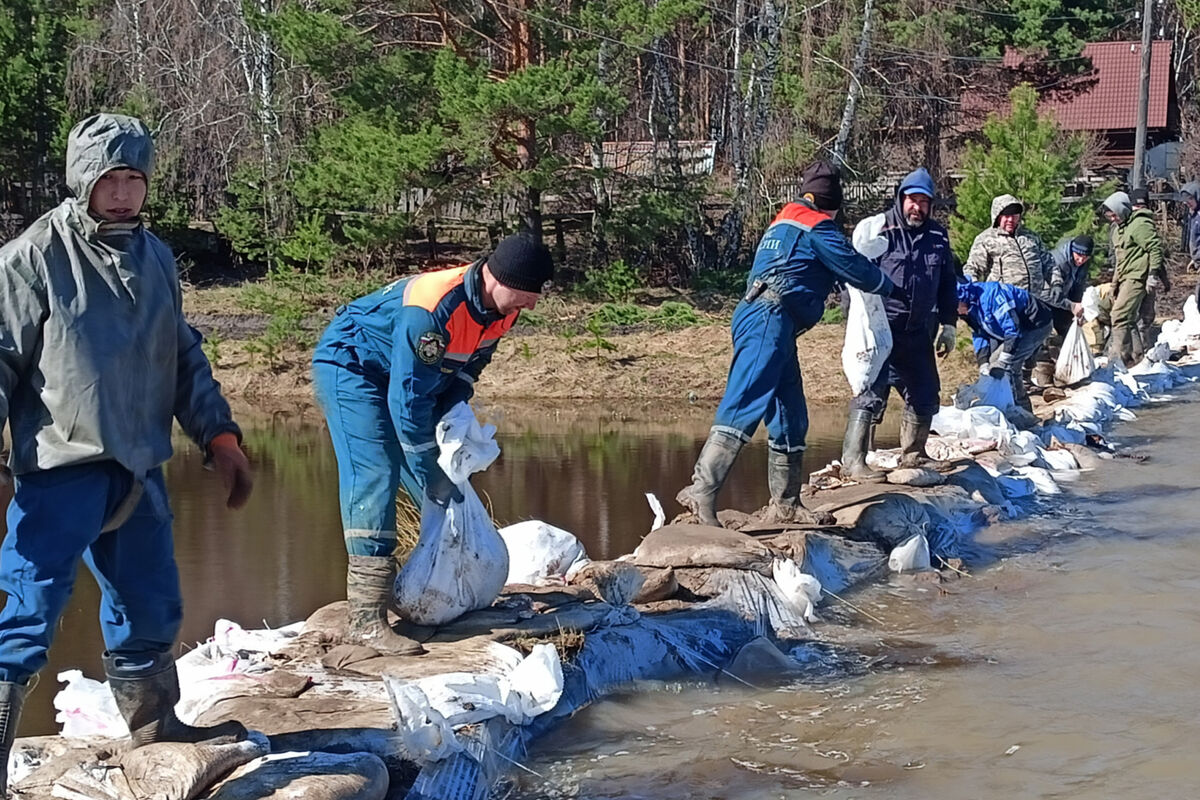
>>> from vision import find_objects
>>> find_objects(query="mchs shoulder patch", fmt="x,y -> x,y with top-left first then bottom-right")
416,331 -> 446,365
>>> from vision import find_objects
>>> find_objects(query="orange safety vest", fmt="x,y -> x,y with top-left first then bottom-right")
402,265 -> 516,371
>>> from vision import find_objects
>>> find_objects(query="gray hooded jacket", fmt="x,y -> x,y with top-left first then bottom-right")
0,113 -> 238,477
963,193 -> 1058,302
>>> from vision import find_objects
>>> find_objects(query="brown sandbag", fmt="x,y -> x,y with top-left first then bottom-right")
632,567 -> 678,604
567,560 -> 645,606
208,751 -> 389,800
634,524 -> 776,575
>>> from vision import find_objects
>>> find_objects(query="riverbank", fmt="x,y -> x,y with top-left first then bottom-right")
184,283 -> 983,418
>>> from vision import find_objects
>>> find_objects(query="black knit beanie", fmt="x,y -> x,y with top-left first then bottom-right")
800,160 -> 844,211
1069,235 -> 1094,256
486,232 -> 554,293
1129,187 -> 1149,207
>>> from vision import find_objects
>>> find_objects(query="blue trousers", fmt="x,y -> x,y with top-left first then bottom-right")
852,326 -> 942,419
312,331 -> 424,558
712,296 -> 808,453
0,462 -> 181,686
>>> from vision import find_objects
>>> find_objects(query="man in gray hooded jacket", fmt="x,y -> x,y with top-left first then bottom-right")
964,194 -> 1057,299
0,114 -> 254,789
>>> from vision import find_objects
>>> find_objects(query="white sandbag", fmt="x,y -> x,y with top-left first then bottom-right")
1001,430 -> 1044,467
498,520 -> 589,585
842,286 -> 893,395
1013,466 -> 1061,495
1054,321 -> 1095,385
1081,285 -> 1101,322
436,402 -> 500,483
396,405 -> 509,626
54,670 -> 127,738
932,404 -> 1015,443
852,213 -> 889,260
1039,448 -> 1079,472
888,534 -> 931,573
1143,340 -> 1172,365
397,486 -> 509,626
383,643 -> 563,764
772,558 -> 822,622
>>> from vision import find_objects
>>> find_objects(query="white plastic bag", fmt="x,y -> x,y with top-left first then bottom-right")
888,534 -> 931,573
395,404 -> 510,626
383,643 -> 563,764
852,213 -> 889,260
498,520 -> 589,585
1054,321 -> 1095,385
842,287 -> 893,395
54,670 -> 127,738
1081,285 -> 1101,322
772,558 -> 822,622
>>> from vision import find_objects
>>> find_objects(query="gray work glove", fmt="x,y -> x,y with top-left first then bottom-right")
935,324 -> 957,358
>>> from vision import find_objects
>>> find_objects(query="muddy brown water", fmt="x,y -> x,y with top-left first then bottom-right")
8,389 -> 1200,799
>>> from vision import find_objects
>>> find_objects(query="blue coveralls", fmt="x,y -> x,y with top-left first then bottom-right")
851,176 -> 957,420
312,262 -> 515,557
712,201 -> 894,453
957,281 -> 1053,371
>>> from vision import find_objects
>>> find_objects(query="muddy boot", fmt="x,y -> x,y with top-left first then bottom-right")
104,651 -> 247,748
675,428 -> 744,527
898,409 -> 945,469
841,409 -> 886,482
0,682 -> 25,797
762,449 -> 835,526
346,555 -> 426,655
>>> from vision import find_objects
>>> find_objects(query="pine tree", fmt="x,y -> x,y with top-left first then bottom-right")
950,84 -> 1092,263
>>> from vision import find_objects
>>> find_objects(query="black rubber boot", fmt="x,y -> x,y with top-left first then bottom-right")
0,682 -> 25,797
346,555 -> 426,655
841,409 -> 886,481
762,449 -> 835,526
104,651 -> 247,748
675,428 -> 744,527
898,408 -> 945,469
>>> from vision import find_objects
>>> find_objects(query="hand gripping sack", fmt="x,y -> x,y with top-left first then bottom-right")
1054,320 -> 1095,386
842,286 -> 893,396
395,404 -> 510,626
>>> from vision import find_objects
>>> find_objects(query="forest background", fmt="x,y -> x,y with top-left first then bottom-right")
3,0 -> 1200,390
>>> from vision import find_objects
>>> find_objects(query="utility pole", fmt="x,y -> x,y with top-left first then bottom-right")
1132,0 -> 1153,188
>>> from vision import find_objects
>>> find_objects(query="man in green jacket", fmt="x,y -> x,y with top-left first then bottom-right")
0,113 -> 254,791
1101,190 -> 1163,366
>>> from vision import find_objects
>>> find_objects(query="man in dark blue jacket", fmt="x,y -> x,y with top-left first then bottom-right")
956,280 -> 1053,411
677,161 -> 899,527
841,168 -> 957,480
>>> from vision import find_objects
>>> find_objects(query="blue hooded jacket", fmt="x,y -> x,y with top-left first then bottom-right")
876,167 -> 957,332
956,280 -> 1051,356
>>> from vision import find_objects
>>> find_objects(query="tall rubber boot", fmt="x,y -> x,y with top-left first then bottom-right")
346,555 -> 426,655
103,651 -> 247,748
898,408 -> 945,469
841,409 -> 885,481
1009,371 -> 1034,413
675,428 -> 744,527
762,449 -> 835,526
0,682 -> 25,797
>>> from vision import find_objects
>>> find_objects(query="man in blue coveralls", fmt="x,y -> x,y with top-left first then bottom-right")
956,280 -> 1055,411
676,161 -> 900,527
0,113 -> 254,790
313,232 -> 552,654
841,167 -> 958,481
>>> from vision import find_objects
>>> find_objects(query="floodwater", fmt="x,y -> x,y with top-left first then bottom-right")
8,388 -> 1200,800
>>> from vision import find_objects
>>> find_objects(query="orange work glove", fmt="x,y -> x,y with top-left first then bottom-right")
207,432 -> 253,509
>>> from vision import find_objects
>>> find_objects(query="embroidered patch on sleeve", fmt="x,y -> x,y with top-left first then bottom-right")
416,331 -> 446,365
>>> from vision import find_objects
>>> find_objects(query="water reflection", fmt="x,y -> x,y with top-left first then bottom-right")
3,400 -> 887,735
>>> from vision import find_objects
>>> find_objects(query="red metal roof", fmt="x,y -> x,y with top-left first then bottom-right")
1036,40 -> 1173,131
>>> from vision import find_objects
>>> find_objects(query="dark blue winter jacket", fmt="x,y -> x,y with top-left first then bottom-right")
748,200 -> 894,332
956,280 -> 1051,356
877,168 -> 957,332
